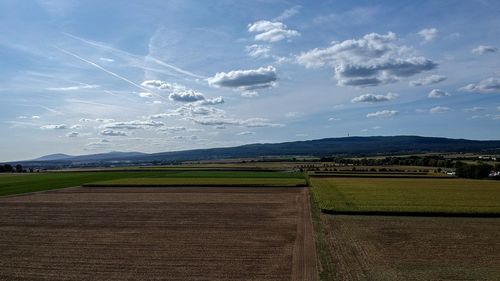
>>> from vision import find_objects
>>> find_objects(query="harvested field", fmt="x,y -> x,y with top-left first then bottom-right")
0,186 -> 317,281
323,215 -> 500,281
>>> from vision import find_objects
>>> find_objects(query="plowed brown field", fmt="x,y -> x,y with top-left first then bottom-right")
0,186 -> 317,281
323,215 -> 500,281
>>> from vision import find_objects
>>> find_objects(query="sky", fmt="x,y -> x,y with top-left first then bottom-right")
1,0 -> 500,161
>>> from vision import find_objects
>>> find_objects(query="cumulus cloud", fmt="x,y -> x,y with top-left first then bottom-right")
296,32 -> 437,87
460,77 -> 500,94
207,66 -> 277,92
169,90 -> 205,102
418,28 -> 438,41
428,89 -> 450,98
246,44 -> 271,58
31,115 -> 41,119
66,132 -> 79,138
40,124 -> 67,130
141,80 -> 221,103
351,92 -> 398,103
79,118 -> 92,123
429,106 -> 450,113
101,120 -> 164,130
248,20 -> 300,42
409,75 -> 447,86
366,110 -> 399,118
472,45 -> 498,55
199,96 -> 224,105
100,129 -> 128,136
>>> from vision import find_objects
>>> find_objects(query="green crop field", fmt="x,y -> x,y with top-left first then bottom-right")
0,170 -> 303,196
84,177 -> 306,187
310,177 -> 500,215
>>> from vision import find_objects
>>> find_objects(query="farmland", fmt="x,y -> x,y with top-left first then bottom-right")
0,170 -> 303,196
84,177 -> 306,187
322,215 -> 500,281
310,177 -> 500,215
0,185 -> 317,281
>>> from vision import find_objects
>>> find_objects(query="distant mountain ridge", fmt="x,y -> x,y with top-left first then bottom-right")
7,136 -> 500,167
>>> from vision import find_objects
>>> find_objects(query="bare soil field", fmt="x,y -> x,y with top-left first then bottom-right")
0,186 -> 317,281
323,215 -> 500,281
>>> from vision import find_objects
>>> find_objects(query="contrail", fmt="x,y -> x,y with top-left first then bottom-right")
55,46 -> 166,100
62,32 -> 206,79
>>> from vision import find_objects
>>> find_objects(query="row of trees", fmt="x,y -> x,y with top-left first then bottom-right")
0,164 -> 24,173
320,156 -> 456,168
455,162 -> 499,179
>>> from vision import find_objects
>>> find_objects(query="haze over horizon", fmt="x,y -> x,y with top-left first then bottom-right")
1,0 -> 500,161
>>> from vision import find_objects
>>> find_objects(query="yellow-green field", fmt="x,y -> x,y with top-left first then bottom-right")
310,177 -> 500,214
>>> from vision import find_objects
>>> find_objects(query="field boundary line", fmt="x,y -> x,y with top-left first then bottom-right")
0,186 -> 81,198
321,209 -> 500,218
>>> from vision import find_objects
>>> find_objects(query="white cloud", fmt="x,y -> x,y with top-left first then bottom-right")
191,117 -> 282,128
237,131 -> 255,136
207,66 -> 277,92
409,75 -> 447,86
464,106 -> 486,112
79,118 -> 92,123
157,126 -> 187,133
70,124 -> 83,130
141,80 -> 211,103
96,118 -> 115,123
460,77 -> 500,94
169,90 -> 205,102
66,132 -> 79,138
328,117 -> 341,121
297,32 -> 437,87
248,20 -> 300,42
429,106 -> 450,113
246,44 -> 271,58
40,124 -> 67,130
274,5 -> 301,21
472,45 -> 498,55
199,96 -> 224,105
428,89 -> 450,98
99,57 -> 114,62
101,120 -> 164,130
31,115 -> 41,119
100,129 -> 129,136
139,92 -> 153,98
366,110 -> 399,118
46,84 -> 100,91
351,92 -> 398,103
418,28 -> 438,41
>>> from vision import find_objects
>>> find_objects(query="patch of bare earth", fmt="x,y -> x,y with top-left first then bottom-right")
323,215 -> 500,281
0,187 -> 317,281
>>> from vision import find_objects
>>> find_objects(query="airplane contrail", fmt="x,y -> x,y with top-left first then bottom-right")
62,32 -> 206,80
55,46 -> 166,101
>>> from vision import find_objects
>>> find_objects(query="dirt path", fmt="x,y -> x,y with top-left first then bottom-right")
0,186 -> 318,281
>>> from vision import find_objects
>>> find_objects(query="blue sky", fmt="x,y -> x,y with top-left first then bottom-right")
1,0 -> 499,161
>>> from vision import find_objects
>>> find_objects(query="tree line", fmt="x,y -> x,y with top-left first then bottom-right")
0,164 -> 28,173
